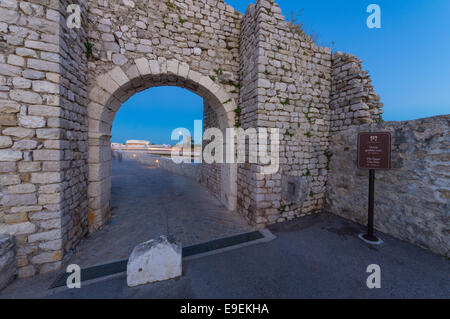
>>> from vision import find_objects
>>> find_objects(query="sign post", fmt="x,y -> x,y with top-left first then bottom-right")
357,132 -> 391,244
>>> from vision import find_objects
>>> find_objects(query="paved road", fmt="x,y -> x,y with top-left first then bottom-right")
69,158 -> 252,268
2,213 -> 448,299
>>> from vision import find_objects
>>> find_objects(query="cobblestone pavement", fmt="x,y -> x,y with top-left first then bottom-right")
69,159 -> 252,268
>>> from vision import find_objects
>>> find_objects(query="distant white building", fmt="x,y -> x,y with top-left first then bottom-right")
151,144 -> 171,148
126,140 -> 150,146
111,140 -> 171,152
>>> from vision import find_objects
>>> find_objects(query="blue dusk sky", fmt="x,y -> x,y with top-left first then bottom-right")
111,0 -> 449,144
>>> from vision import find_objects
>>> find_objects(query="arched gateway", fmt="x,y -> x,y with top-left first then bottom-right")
0,0 -> 383,277
88,59 -> 238,230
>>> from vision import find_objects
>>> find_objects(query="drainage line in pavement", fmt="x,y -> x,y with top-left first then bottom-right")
49,230 -> 264,289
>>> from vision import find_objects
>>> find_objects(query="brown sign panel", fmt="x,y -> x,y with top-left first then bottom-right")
357,132 -> 391,169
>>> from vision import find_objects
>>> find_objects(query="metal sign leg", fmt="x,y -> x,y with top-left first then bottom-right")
359,169 -> 383,245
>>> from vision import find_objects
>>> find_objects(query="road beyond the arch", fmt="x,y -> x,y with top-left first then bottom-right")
70,158 -> 252,268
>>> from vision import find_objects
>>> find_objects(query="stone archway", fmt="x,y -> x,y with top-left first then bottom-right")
87,58 -> 238,231
0,0 -> 386,278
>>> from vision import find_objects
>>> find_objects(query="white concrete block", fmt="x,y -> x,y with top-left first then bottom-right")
127,235 -> 181,287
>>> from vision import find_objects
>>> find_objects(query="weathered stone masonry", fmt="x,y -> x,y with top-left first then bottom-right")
85,0 -> 242,230
238,1 -> 333,225
0,0 -> 447,281
326,116 -> 449,257
0,235 -> 16,289
1,0 -> 242,277
0,0 -> 89,278
330,52 -> 383,132
202,100 -> 222,197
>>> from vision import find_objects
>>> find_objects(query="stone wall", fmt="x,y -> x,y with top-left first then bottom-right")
330,52 -> 383,132
325,115 -> 450,257
0,0 -> 89,278
0,235 -> 16,290
58,0 -> 89,273
201,100 -> 221,200
87,0 -> 242,84
238,0 -> 333,226
237,1 -> 260,224
1,0 -> 413,280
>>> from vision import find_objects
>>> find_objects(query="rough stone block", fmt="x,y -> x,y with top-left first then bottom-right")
282,175 -> 311,204
167,59 -> 179,75
178,62 -> 189,79
148,60 -> 160,75
12,139 -> 38,150
32,149 -> 62,161
96,73 -> 119,94
28,229 -> 61,243
0,162 -> 16,173
3,212 -> 28,224
0,150 -> 22,161
10,90 -> 43,104
2,127 -> 34,138
19,115 -> 45,128
31,172 -> 61,184
88,85 -> 110,106
0,100 -> 20,113
0,222 -> 36,235
135,58 -> 151,76
108,66 -> 129,87
127,235 -> 182,287
0,235 -> 16,291
0,174 -> 20,185
0,136 -> 13,148
0,113 -> 17,126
